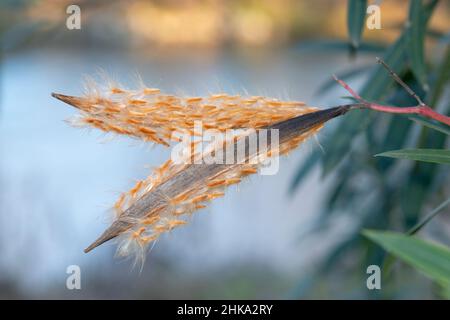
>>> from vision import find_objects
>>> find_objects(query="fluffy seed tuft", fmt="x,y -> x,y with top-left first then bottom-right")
51,80 -> 352,268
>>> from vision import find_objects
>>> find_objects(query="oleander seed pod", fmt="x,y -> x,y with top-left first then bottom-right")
52,81 -> 316,147
53,83 -> 354,265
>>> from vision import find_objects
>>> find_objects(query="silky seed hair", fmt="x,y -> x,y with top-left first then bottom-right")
55,78 -> 317,147
109,124 -> 322,267
53,80 -> 353,266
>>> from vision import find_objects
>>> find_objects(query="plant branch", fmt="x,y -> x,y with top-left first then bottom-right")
333,58 -> 450,126
376,57 -> 426,106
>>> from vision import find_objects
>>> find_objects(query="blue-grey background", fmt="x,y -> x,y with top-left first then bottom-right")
1,0 -> 448,299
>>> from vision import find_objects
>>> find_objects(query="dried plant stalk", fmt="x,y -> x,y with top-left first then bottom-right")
52,81 -> 355,264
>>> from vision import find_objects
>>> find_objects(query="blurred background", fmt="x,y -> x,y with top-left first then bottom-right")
0,0 -> 449,299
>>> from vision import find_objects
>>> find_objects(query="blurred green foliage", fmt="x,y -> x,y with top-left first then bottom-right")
347,0 -> 367,49
290,0 -> 450,298
372,119 -> 449,297
364,230 -> 450,297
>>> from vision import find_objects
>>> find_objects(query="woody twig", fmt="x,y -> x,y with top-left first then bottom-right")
333,57 -> 450,126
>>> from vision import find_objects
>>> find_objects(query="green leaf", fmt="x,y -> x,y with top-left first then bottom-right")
442,285 -> 450,299
427,45 -> 450,107
400,126 -> 448,228
322,3 -> 437,174
376,116 -> 413,172
321,110 -> 370,176
408,196 -> 450,235
376,148 -> 450,164
360,0 -> 436,101
408,0 -> 427,89
363,230 -> 450,286
421,0 -> 439,26
410,116 -> 450,136
361,32 -> 408,101
382,196 -> 450,281
347,0 -> 368,49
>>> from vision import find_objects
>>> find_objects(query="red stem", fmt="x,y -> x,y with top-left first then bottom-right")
333,75 -> 365,102
368,104 -> 450,126
333,75 -> 450,127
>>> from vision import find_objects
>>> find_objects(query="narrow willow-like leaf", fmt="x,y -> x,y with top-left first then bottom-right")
382,196 -> 450,280
408,0 -> 427,88
364,230 -> 450,286
377,116 -> 413,171
428,45 -> 450,107
376,148 -> 450,164
408,196 -> 450,235
347,0 -> 367,49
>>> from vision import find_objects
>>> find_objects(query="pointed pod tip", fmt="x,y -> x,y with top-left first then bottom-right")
51,92 -> 70,101
83,220 -> 132,254
83,231 -> 116,254
84,246 -> 94,254
51,92 -> 84,109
